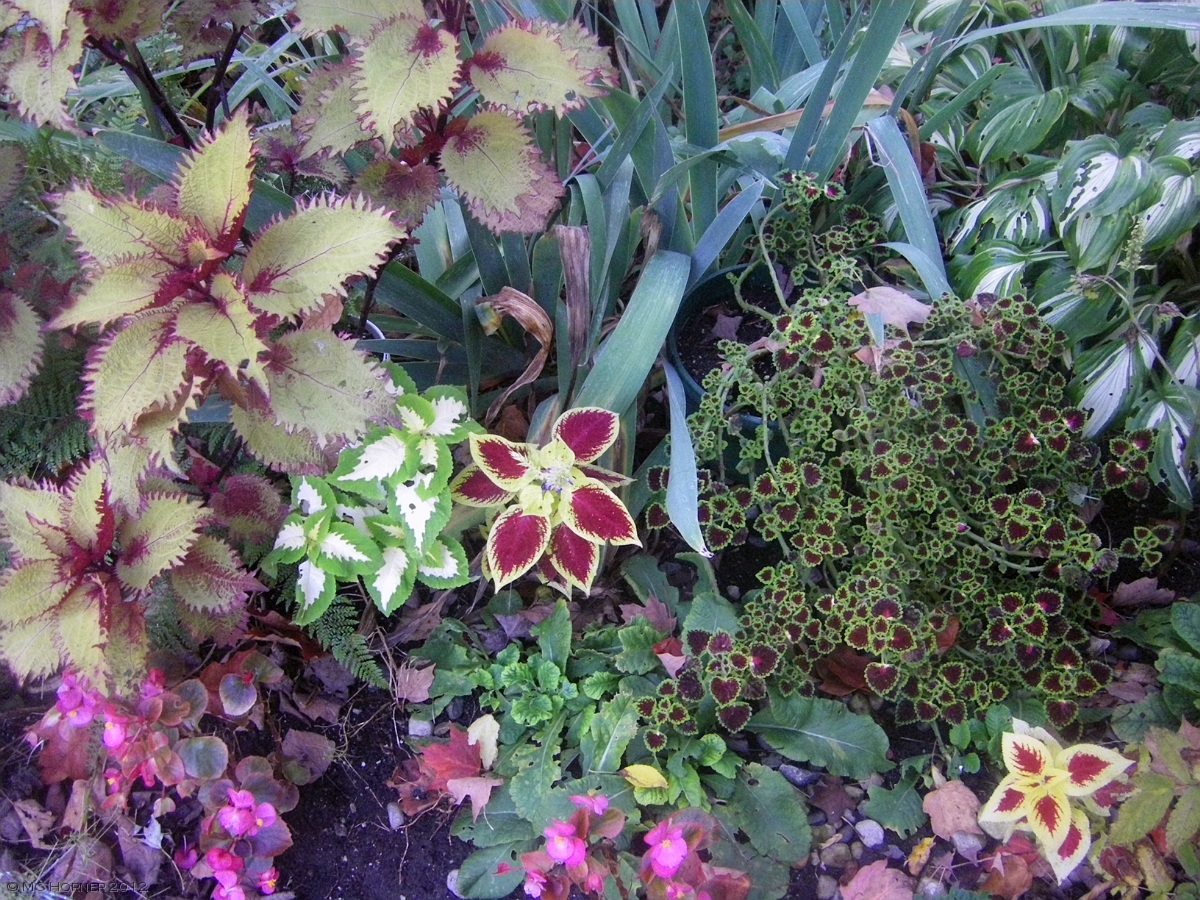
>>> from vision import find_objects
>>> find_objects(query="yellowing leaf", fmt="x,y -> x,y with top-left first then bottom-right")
0,482 -> 64,563
622,764 -> 669,790
3,10 -> 86,130
446,776 -> 503,822
469,23 -> 611,115
82,314 -> 190,440
263,331 -> 392,445
54,188 -> 188,268
0,613 -> 62,681
115,495 -> 204,590
243,195 -> 405,318
291,0 -> 424,38
468,714 -> 500,770
906,836 -> 935,876
174,111 -> 254,240
52,258 -> 173,330
0,292 -> 45,406
54,589 -> 107,684
353,16 -> 460,150
440,111 -> 564,234
172,276 -> 267,384
847,286 -> 932,334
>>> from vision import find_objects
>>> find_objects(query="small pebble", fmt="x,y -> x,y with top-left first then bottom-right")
386,802 -> 404,831
811,824 -> 836,844
779,764 -> 821,788
843,785 -> 864,801
446,869 -> 464,898
850,840 -> 864,860
407,718 -> 433,738
916,876 -> 948,898
819,842 -> 853,869
447,698 -> 464,720
807,811 -> 827,827
816,875 -> 839,900
854,819 -> 886,849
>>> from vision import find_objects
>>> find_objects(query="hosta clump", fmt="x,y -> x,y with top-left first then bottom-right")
264,371 -> 478,623
648,174 -> 1168,728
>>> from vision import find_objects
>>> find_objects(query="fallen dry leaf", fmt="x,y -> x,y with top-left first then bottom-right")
906,836 -> 935,876
980,850 -> 1033,900
1110,576 -> 1176,608
13,799 -> 55,849
922,779 -> 983,841
811,776 -> 856,822
468,714 -> 499,771
848,286 -> 931,332
841,859 -> 915,900
392,663 -> 435,703
446,776 -> 503,822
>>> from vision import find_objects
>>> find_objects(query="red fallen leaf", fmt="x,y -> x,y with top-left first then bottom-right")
654,637 -> 687,677
935,616 -> 960,655
840,859 -> 914,900
979,850 -> 1032,900
387,758 -> 440,818
811,775 -> 855,822
423,725 -> 483,790
815,647 -> 870,696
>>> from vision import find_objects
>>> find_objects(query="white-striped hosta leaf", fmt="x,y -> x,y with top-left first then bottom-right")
1154,116 -> 1200,161
1141,158 -> 1200,250
1075,337 -> 1154,437
1054,136 -> 1152,226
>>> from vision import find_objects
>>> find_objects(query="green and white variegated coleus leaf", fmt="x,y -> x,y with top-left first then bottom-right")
1073,334 -> 1156,438
417,537 -> 469,589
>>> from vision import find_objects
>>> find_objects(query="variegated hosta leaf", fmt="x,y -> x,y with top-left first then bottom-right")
1131,386 -> 1196,506
440,110 -> 564,234
969,86 -> 1068,165
242,195 -> 405,319
172,275 -> 268,384
170,535 -> 262,613
115,494 -> 204,590
450,464 -> 513,507
1140,157 -> 1200,250
0,292 -> 44,406
1062,208 -> 1132,273
946,163 -> 1055,256
417,537 -> 468,590
230,401 -> 331,474
552,407 -> 619,464
314,521 -> 381,578
54,187 -> 188,269
1052,136 -> 1154,227
82,314 -> 190,440
263,330 -> 393,445
333,430 -> 416,488
563,483 -> 640,546
173,110 -> 254,242
1153,116 -> 1200,161
0,481 -> 65,563
2,9 -> 86,130
545,525 -> 599,594
1034,264 -> 1117,343
51,258 -> 174,331
292,559 -> 335,625
468,432 -> 532,491
1074,336 -> 1154,437
291,0 -> 424,38
469,22 -> 612,116
485,507 -> 551,590
353,16 -> 460,150
0,560 -> 71,624
367,545 -> 415,615
952,240 -> 1039,299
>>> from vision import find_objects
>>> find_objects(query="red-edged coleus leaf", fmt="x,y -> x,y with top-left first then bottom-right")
485,507 -> 550,590
170,535 -> 263,614
467,433 -> 532,491
0,291 -> 45,406
450,464 -> 513,507
545,525 -> 599,594
552,407 -> 618,464
562,483 -> 640,546
1058,743 -> 1131,798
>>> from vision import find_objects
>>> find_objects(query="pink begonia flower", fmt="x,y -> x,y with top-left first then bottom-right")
666,882 -> 695,899
585,871 -> 605,894
569,794 -> 609,815
214,886 -> 246,900
206,847 -> 243,887
220,789 -> 277,837
141,670 -> 165,698
523,868 -> 548,898
174,847 -> 198,871
101,709 -> 130,749
258,867 -> 280,895
56,674 -> 98,727
544,820 -> 587,868
645,822 -> 688,879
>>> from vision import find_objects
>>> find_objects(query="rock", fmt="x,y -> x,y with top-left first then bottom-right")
854,819 -> 886,849
819,841 -> 853,869
407,717 -> 433,738
916,876 -> 948,898
780,764 -> 821,788
850,840 -> 865,860
807,811 -> 828,827
816,874 -> 839,900
386,802 -> 405,831
811,824 -> 836,844
843,785 -> 865,801
446,869 -> 464,898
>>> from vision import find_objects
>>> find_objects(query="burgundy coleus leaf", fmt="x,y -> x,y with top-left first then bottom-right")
450,464 -> 513,507
469,433 -> 532,491
545,525 -> 599,593
562,483 -> 640,546
551,407 -> 618,464
486,508 -> 551,590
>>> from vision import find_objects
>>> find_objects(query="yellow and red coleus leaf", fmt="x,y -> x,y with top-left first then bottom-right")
562,483 -> 640,547
551,407 -> 619,464
468,433 -> 532,492
486,508 -> 551,590
545,525 -> 599,594
1058,743 -> 1131,798
0,291 -> 44,407
1002,730 -> 1053,780
450,464 -> 513,507
1045,808 -> 1092,883
172,110 -> 254,244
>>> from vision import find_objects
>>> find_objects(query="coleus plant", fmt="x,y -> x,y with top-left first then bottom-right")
263,372 -> 478,622
286,0 -> 616,233
450,407 -> 640,593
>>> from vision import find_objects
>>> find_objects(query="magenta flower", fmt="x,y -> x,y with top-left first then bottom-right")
523,868 -> 548,898
174,846 -> 198,871
569,794 -> 609,815
666,882 -> 695,899
585,871 -> 605,894
206,847 -> 244,888
258,867 -> 280,895
645,822 -> 689,879
213,886 -> 246,900
101,709 -> 130,749
219,789 -> 276,837
544,820 -> 587,868
56,673 -> 98,727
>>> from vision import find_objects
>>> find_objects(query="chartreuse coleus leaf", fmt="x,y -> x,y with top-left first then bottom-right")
290,0 -> 424,38
293,64 -> 363,160
440,110 -> 564,235
3,7 -> 86,130
242,195 -> 405,319
352,17 -> 459,151
172,273 -> 268,386
51,258 -> 173,331
170,535 -> 263,614
230,403 -> 328,474
0,292 -> 45,406
173,109 -> 254,242
0,481 -> 65,563
115,494 -> 205,591
53,188 -> 188,270
469,21 -> 614,116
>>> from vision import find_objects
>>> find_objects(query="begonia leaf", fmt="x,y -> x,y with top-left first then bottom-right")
563,483 -> 639,546
486,508 -> 550,590
170,536 -> 262,613
115,494 -> 204,590
291,0 -> 424,38
243,195 -> 404,319
352,16 -> 459,150
440,111 -> 564,234
53,188 -> 187,268
469,22 -> 612,115
0,292 -> 44,406
174,111 -> 254,241
2,10 -> 86,130
552,407 -> 619,464
263,330 -> 392,445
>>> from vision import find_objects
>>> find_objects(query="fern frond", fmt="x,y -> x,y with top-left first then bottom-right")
304,594 -> 388,689
0,334 -> 90,480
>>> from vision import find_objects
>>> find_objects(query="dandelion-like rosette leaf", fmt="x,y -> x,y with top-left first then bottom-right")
1046,808 -> 1091,883
485,508 -> 550,589
552,407 -> 619,463
1059,744 -> 1131,798
563,483 -> 639,546
450,465 -> 512,507
468,433 -> 532,491
546,525 -> 599,594
173,111 -> 254,243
